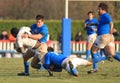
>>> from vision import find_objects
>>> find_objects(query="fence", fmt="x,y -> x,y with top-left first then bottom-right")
0,40 -> 120,58
47,41 -> 120,54
0,40 -> 16,58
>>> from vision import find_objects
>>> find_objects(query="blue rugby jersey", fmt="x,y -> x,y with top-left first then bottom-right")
97,13 -> 112,35
85,18 -> 98,35
43,52 -> 67,69
30,24 -> 49,43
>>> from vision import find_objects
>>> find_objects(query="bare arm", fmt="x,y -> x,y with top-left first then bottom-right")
110,22 -> 114,34
29,33 -> 43,40
20,47 -> 25,54
84,24 -> 87,30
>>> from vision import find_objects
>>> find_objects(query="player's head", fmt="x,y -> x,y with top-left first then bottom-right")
36,15 -> 44,21
98,3 -> 108,15
11,27 -> 19,38
36,15 -> 44,27
87,11 -> 94,20
47,47 -> 54,52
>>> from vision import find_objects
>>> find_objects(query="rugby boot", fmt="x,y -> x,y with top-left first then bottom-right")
87,69 -> 98,74
17,72 -> 30,76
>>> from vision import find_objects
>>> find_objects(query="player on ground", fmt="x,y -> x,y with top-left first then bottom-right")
36,44 -> 93,77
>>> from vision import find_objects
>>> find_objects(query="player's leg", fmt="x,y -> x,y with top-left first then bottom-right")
91,46 -> 102,63
86,42 -> 92,60
71,58 -> 92,67
88,49 -> 108,74
103,46 -> 113,62
31,56 -> 53,76
86,34 -> 96,60
91,34 -> 112,63
18,49 -> 35,76
68,61 -> 78,76
87,35 -> 111,74
106,43 -> 120,62
104,34 -> 120,62
68,57 -> 92,76
31,56 -> 40,69
61,57 -> 78,76
69,58 -> 93,76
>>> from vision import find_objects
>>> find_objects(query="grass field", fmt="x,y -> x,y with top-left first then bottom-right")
0,58 -> 119,83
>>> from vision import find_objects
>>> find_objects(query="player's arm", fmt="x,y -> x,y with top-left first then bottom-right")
43,64 -> 50,69
50,64 -> 62,72
15,39 -> 26,54
28,33 -> 43,40
110,22 -> 114,34
84,23 -> 87,30
43,53 -> 51,69
15,45 -> 26,55
21,47 -> 26,54
43,64 -> 62,72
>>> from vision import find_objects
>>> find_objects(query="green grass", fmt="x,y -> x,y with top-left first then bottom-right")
0,58 -> 120,83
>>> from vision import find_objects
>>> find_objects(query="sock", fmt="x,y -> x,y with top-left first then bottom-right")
24,62 -> 30,74
38,64 -> 45,70
86,50 -> 91,60
72,68 -> 78,76
98,51 -> 107,60
38,64 -> 41,69
92,53 -> 102,63
93,63 -> 98,70
114,54 -> 120,61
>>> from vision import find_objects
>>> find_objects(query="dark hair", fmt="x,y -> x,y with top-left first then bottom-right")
47,47 -> 54,52
36,15 -> 44,21
2,29 -> 7,32
87,11 -> 94,15
11,27 -> 19,37
98,3 -> 108,12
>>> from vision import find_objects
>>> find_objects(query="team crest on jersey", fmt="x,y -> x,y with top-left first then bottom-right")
34,29 -> 39,33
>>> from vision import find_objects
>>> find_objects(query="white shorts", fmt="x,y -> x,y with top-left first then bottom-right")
61,56 -> 88,68
70,58 -> 88,68
87,34 -> 97,43
34,49 -> 46,63
93,34 -> 114,48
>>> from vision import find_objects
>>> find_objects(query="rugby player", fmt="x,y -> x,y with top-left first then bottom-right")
42,48 -> 93,77
11,15 -> 49,76
84,11 -> 98,60
87,3 -> 120,74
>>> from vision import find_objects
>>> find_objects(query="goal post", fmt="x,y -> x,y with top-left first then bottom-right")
61,0 -> 70,56
62,0 -> 117,56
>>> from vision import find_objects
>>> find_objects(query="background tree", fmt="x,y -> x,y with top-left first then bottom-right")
0,0 -> 119,20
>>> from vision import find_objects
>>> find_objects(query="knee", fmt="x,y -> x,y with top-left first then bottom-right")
91,49 -> 96,54
91,46 -> 99,54
23,55 -> 28,62
31,62 -> 37,69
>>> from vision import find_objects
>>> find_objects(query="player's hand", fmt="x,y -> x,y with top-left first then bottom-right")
91,28 -> 97,31
50,64 -> 54,71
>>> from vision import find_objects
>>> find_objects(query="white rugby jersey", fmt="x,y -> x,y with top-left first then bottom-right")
17,26 -> 37,48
